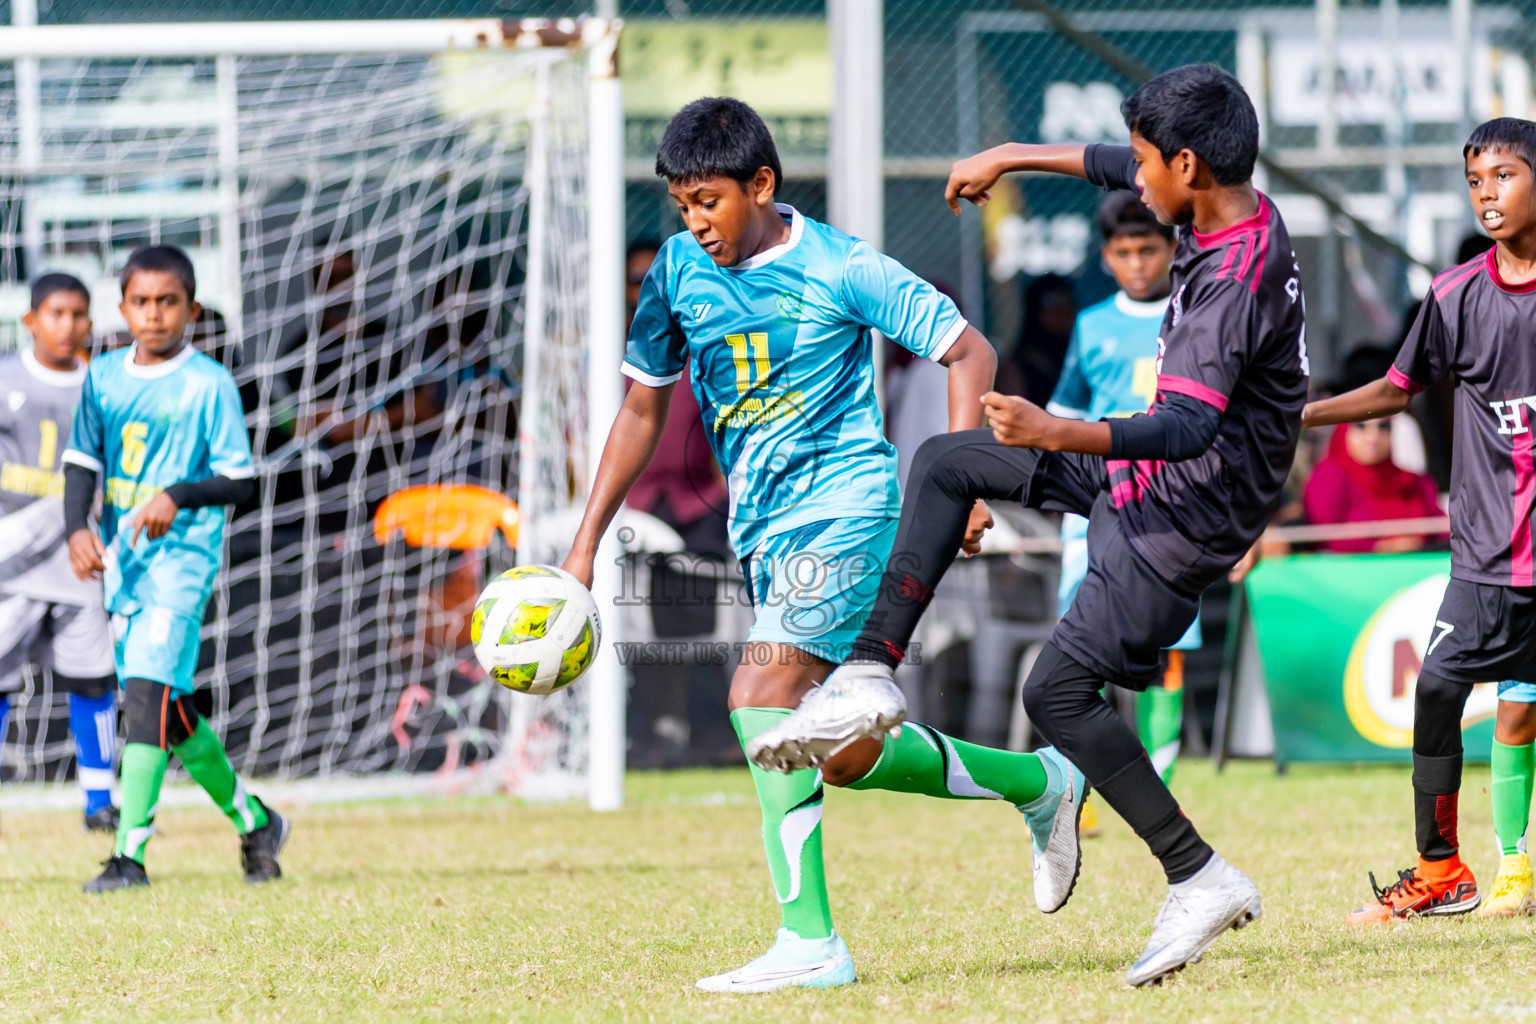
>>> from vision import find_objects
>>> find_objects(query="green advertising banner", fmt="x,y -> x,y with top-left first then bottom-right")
1244,553 -> 1497,765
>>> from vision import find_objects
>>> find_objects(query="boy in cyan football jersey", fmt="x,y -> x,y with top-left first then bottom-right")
756,65 -> 1304,985
1049,193 -> 1200,833
1308,118 -> 1536,924
0,274 -> 120,831
62,246 -> 289,893
563,98 -> 1093,993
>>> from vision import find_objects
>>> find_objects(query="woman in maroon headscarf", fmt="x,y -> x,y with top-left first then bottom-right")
1303,418 -> 1444,554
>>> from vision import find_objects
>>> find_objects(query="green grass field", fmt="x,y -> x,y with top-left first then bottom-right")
2,760 -> 1533,1024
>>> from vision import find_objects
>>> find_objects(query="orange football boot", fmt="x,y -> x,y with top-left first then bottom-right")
1345,856 -> 1479,926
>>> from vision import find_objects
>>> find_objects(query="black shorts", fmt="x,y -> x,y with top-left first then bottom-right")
1422,578 -> 1536,686
1018,451 -> 1201,690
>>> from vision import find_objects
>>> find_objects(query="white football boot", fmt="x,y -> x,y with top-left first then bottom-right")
695,929 -> 857,993
746,662 -> 906,773
1017,746 -> 1088,913
1125,854 -> 1262,987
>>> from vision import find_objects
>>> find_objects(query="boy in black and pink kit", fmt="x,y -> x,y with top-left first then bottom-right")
1309,117 -> 1536,925
749,64 -> 1306,986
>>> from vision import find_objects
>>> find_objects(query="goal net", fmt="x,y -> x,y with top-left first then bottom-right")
0,20 -> 620,802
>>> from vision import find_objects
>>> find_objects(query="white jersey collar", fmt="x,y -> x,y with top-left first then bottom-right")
729,204 -> 804,271
20,346 -> 86,386
122,341 -> 196,379
1114,291 -> 1170,319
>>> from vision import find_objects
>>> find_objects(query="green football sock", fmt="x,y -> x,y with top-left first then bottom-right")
847,722 -> 1048,805
731,708 -> 835,941
1138,685 -> 1183,786
173,718 -> 268,835
115,742 -> 168,863
1491,738 -> 1535,856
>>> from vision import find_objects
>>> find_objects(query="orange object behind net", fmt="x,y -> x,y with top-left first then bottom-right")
373,484 -> 519,551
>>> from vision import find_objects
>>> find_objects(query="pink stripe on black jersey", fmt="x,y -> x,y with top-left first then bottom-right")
1394,248 -> 1536,586
1513,431 -> 1534,587
1113,192 -> 1308,593
1157,374 -> 1230,412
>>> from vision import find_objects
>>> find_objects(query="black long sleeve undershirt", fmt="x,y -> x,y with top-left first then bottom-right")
1083,143 -> 1139,192
63,462 -> 96,537
163,475 -> 255,510
62,463 -> 255,538
1105,394 -> 1222,461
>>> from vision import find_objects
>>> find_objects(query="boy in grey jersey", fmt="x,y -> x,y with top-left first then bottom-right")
0,274 -> 119,831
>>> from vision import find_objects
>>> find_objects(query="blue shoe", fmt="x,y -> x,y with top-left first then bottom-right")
695,928 -> 857,993
1017,746 -> 1088,913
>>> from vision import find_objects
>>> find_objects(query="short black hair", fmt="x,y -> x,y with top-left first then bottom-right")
30,272 -> 89,311
654,97 -> 783,194
120,245 -> 196,301
1098,191 -> 1174,243
1121,64 -> 1259,186
1464,117 -> 1536,170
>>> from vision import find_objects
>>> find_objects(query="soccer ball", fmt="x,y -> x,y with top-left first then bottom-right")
470,565 -> 602,694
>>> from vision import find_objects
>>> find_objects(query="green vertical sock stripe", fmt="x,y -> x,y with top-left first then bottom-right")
731,707 -> 834,941
173,718 -> 268,835
847,722 -> 1048,806
115,742 -> 168,863
1491,739 -> 1535,856
1139,686 -> 1183,786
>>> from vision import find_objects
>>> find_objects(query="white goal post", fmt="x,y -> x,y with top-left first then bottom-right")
0,18 -> 628,811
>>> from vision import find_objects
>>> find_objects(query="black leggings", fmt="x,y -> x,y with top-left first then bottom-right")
1025,642 -> 1213,883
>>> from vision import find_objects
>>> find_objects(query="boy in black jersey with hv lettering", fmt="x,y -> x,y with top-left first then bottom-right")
749,65 -> 1307,986
1309,118 -> 1536,926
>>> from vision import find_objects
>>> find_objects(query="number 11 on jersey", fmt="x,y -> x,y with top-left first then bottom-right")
727,332 -> 770,393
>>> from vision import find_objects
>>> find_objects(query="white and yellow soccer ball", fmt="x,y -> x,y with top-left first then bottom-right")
470,565 -> 601,695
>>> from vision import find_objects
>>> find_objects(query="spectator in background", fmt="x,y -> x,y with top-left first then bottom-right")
622,239 -> 735,767
1303,418 -> 1444,554
995,273 -> 1076,406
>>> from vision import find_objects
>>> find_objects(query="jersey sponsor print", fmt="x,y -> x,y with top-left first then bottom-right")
63,344 -> 253,618
624,205 -> 967,559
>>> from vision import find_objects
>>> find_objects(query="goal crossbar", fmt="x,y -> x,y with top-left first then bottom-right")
0,17 -> 616,59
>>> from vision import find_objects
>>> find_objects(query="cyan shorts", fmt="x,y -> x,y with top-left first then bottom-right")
114,607 -> 203,696
744,516 -> 899,664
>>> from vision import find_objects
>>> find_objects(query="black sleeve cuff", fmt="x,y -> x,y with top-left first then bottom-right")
63,463 -> 97,537
1106,395 -> 1223,461
1082,144 -> 1139,191
162,475 -> 256,510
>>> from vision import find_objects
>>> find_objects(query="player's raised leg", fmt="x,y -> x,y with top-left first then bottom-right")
1483,687 -> 1536,917
747,430 -> 1044,770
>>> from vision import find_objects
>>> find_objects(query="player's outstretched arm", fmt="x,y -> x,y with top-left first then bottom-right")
946,142 -> 1141,215
1302,377 -> 1412,429
562,382 -> 675,588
